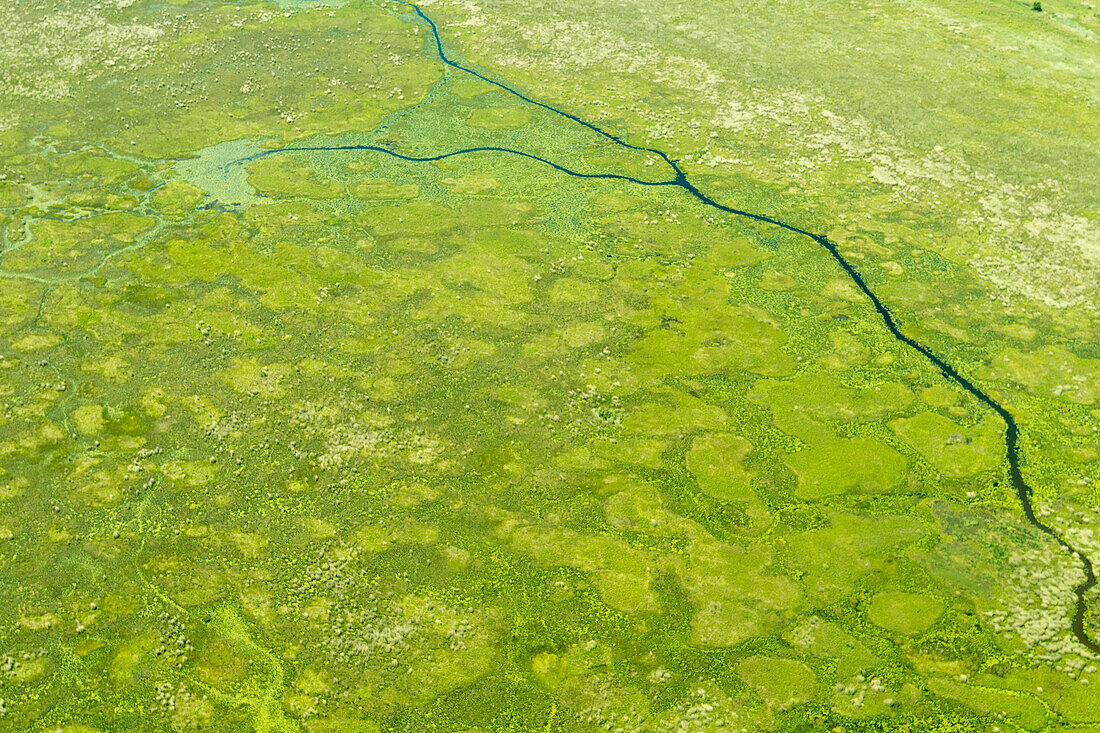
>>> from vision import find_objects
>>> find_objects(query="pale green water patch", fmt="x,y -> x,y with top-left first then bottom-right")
173,139 -> 270,210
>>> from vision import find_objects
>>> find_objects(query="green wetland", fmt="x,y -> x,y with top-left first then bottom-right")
1,0 -> 1100,731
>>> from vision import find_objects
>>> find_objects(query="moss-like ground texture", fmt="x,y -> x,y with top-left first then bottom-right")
1,0 -> 1100,730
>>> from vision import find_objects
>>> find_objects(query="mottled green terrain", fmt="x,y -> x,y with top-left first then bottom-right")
2,0 -> 1100,731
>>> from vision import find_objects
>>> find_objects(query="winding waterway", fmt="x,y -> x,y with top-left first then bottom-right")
242,0 -> 1099,653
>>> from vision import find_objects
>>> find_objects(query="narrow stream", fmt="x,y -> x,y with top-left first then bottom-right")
233,0 -> 1100,653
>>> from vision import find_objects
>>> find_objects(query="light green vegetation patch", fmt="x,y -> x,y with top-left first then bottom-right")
927,677 -> 1049,731
686,432 -> 753,501
499,519 -> 658,613
785,615 -> 877,679
465,106 -> 533,130
629,302 -> 795,379
889,412 -> 1003,478
362,200 -> 462,237
442,173 -> 496,195
70,404 -> 106,436
869,590 -> 944,635
173,138 -> 270,208
754,371 -> 915,424
353,179 -> 421,200
737,655 -> 816,709
686,432 -> 772,530
788,512 -> 926,605
750,372 -> 915,499
247,157 -> 345,199
987,665 -> 1100,723
994,345 -> 1100,405
4,213 -> 154,276
151,181 -> 204,220
673,538 -> 800,647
